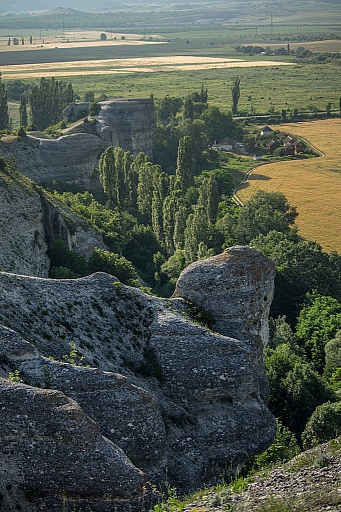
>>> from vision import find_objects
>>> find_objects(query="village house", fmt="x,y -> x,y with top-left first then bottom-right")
214,137 -> 237,151
284,142 -> 295,156
261,125 -> 274,136
266,139 -> 280,154
294,139 -> 306,153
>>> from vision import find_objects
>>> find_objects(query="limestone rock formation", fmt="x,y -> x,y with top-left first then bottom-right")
0,254 -> 276,506
63,98 -> 157,159
0,377 -> 154,512
63,101 -> 90,123
0,171 -> 106,277
173,246 -> 276,348
94,99 -> 156,158
0,133 -> 105,188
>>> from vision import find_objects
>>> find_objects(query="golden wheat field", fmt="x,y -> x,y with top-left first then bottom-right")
237,119 -> 341,253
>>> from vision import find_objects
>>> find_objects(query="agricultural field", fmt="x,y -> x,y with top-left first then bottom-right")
236,119 -> 341,254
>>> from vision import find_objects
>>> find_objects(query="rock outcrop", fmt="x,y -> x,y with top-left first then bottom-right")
0,169 -> 106,277
63,98 -> 156,159
0,133 -> 105,188
0,248 -> 277,508
95,98 -> 156,158
173,246 -> 275,349
0,377 -> 154,512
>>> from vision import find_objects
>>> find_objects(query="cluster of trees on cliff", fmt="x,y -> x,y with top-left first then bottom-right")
0,76 -> 74,132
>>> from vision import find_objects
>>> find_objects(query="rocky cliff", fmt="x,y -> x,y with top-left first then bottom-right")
0,133 -> 105,189
0,248 -> 277,511
0,163 -> 106,277
63,98 -> 156,159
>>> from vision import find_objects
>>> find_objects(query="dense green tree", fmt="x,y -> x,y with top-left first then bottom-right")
301,401 -> 341,449
266,343 -> 335,437
295,294 -> 341,372
253,420 -> 300,468
99,146 -> 119,205
252,231 -> 341,324
49,239 -> 88,277
235,190 -> 297,244
184,205 -> 212,264
88,248 -> 139,286
151,170 -> 168,244
0,73 -> 9,130
269,316 -> 305,356
200,106 -> 242,143
156,95 -> 183,123
19,93 -> 28,127
231,76 -> 241,115
198,174 -> 219,225
173,204 -> 188,251
182,96 -> 194,121
324,331 -> 341,381
137,162 -> 160,223
162,193 -> 178,256
123,225 -> 161,283
153,124 -> 181,172
175,135 -> 195,193
28,77 -> 73,130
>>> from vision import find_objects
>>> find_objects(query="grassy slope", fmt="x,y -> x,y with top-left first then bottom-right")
236,119 -> 341,253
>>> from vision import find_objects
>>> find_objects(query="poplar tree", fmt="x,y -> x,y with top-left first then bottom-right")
28,77 -> 73,130
151,171 -> 168,244
137,162 -> 159,223
182,96 -> 194,121
175,136 -> 194,193
173,204 -> 188,250
231,76 -> 241,115
99,146 -> 119,206
0,73 -> 9,130
19,93 -> 28,127
198,175 -> 219,225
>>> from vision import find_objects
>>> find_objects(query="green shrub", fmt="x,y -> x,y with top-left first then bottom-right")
301,401 -> 341,449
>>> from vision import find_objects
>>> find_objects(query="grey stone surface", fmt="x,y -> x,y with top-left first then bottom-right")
94,98 -> 156,158
0,133 -> 105,188
63,101 -> 90,123
0,175 -> 106,277
0,261 -> 276,501
173,246 -> 276,348
0,376 -> 155,512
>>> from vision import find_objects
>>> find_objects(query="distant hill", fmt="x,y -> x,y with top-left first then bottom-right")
0,0 -> 200,15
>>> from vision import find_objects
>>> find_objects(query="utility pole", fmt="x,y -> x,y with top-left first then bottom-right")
270,12 -> 273,36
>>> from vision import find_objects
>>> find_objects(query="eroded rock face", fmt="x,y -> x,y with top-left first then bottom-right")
95,98 -> 156,158
0,133 -> 105,188
0,176 -> 106,277
0,377 -> 154,512
0,260 -> 276,504
173,246 -> 276,349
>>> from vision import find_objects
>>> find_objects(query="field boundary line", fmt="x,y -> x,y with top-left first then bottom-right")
232,135 -> 324,206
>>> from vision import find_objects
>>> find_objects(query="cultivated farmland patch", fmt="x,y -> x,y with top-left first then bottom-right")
236,119 -> 341,253
0,56 -> 293,79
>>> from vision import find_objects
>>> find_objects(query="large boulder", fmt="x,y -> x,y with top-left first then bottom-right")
0,377 -> 154,512
173,246 -> 276,349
